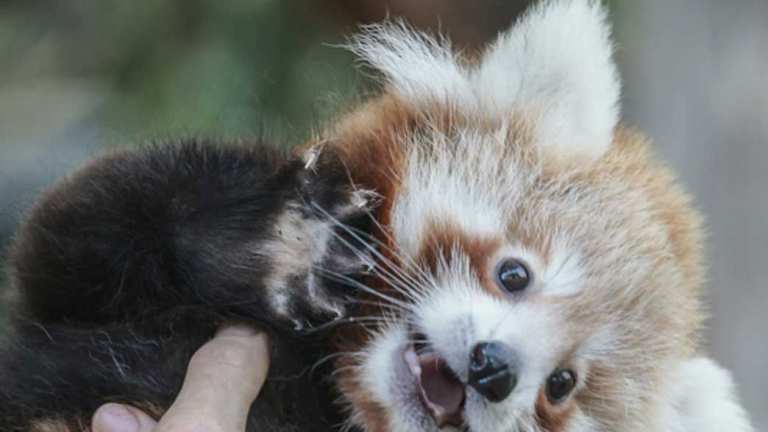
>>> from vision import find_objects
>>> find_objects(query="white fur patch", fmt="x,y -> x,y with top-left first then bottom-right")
539,239 -> 585,296
661,357 -> 754,432
473,0 -> 620,158
363,324 -> 406,409
348,0 -> 620,159
391,132 -> 507,257
362,325 -> 436,432
348,21 -> 475,107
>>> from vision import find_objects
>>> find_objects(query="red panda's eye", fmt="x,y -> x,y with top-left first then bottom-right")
496,258 -> 531,293
546,369 -> 577,404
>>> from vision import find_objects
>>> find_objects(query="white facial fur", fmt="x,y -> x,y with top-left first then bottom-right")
359,238 -> 602,431
390,129 -> 509,258
419,257 -> 567,430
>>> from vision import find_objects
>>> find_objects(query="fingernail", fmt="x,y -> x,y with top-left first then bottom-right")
93,403 -> 139,432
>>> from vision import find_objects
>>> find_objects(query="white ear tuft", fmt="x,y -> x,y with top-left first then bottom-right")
347,1 -> 621,158
473,0 -> 620,158
347,21 -> 473,106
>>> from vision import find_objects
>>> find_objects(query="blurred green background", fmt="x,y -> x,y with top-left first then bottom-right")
1,0 -> 765,428
1,1 -> 363,144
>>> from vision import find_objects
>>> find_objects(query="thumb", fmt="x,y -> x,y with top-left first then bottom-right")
92,403 -> 158,432
155,325 -> 270,432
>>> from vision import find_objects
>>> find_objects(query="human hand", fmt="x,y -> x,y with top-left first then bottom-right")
91,325 -> 270,432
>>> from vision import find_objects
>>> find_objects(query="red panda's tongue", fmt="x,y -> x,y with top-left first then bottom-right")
404,346 -> 465,428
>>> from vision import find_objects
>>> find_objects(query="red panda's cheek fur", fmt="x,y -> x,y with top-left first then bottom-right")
535,390 -> 577,432
336,369 -> 391,432
29,419 -> 75,432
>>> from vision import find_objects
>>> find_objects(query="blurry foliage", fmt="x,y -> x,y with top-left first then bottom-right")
0,0 -> 366,145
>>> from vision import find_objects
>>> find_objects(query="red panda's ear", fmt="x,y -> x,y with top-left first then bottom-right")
348,0 -> 620,160
473,0 -> 620,159
347,21 -> 473,107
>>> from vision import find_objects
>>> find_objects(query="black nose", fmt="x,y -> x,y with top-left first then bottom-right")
468,341 -> 519,402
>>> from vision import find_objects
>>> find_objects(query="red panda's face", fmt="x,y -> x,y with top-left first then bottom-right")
321,1 -> 705,431
338,128 -> 703,431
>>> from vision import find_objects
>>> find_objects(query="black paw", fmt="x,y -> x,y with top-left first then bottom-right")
264,150 -> 378,331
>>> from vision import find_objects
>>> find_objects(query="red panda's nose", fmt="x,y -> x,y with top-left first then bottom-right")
468,341 -> 520,402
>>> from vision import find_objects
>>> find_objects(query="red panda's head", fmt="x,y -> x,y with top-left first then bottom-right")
313,1 -> 705,430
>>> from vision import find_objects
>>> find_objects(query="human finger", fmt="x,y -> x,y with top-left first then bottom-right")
154,325 -> 270,432
91,403 -> 158,432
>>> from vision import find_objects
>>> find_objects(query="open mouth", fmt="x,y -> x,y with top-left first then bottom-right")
403,333 -> 466,429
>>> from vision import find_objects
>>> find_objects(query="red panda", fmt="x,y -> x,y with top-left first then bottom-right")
306,0 -> 754,431
0,1 -> 754,431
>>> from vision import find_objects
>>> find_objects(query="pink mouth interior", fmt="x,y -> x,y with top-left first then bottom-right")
404,345 -> 466,428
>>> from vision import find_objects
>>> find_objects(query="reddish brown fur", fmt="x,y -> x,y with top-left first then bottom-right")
29,420 -> 75,432
417,222 -> 502,295
535,390 -> 576,432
